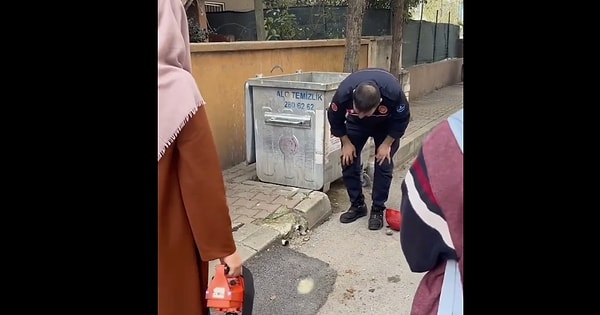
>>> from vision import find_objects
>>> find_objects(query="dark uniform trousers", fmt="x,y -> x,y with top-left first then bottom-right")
342,121 -> 400,209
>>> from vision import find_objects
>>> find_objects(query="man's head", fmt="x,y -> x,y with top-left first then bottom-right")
352,83 -> 382,118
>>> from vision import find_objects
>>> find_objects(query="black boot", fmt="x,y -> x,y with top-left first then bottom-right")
368,206 -> 385,230
340,204 -> 368,223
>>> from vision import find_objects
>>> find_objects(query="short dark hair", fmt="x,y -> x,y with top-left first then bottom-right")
353,83 -> 381,112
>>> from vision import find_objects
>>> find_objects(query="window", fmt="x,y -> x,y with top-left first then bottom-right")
205,1 -> 225,12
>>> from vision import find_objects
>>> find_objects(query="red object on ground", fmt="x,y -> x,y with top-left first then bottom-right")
385,208 -> 402,231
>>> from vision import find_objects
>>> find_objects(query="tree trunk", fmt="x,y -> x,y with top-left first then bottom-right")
254,0 -> 265,41
343,0 -> 367,73
389,0 -> 405,77
196,0 -> 209,43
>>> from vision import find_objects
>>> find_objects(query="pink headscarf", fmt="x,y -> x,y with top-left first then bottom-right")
158,0 -> 205,161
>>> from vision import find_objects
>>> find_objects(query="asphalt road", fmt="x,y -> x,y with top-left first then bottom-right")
242,242 -> 337,315
244,159 -> 423,315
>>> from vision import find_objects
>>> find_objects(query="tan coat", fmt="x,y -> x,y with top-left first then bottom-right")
158,107 -> 237,315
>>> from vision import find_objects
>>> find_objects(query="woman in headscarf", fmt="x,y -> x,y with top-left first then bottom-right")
399,109 -> 463,315
158,0 -> 243,314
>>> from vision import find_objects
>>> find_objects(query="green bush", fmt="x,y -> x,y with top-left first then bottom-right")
188,18 -> 210,42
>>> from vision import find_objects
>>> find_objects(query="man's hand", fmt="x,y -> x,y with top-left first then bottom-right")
376,136 -> 396,165
375,143 -> 391,165
341,141 -> 356,167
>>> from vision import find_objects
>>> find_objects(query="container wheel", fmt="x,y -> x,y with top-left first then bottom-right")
361,171 -> 371,187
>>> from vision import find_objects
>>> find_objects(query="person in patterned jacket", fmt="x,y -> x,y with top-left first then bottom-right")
399,109 -> 463,315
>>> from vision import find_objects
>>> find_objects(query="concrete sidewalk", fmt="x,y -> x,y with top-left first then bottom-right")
221,83 -> 464,263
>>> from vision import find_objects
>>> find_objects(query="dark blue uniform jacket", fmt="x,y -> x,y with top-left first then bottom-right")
327,68 -> 411,139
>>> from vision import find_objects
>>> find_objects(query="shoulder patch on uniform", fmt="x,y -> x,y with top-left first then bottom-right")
397,103 -> 406,113
331,102 -> 338,112
378,105 -> 388,114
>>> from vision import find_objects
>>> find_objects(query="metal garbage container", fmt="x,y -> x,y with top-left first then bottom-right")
245,71 -> 372,192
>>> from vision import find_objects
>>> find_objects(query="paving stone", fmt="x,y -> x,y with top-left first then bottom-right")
226,197 -> 239,206
231,214 -> 254,226
272,193 -> 307,209
235,207 -> 262,218
240,226 -> 280,252
253,192 -> 279,203
232,198 -> 258,208
252,209 -> 272,220
230,174 -> 256,183
236,243 -> 259,262
294,191 -> 332,229
253,202 -> 281,212
230,190 -> 258,199
232,223 -> 262,243
241,180 -> 281,189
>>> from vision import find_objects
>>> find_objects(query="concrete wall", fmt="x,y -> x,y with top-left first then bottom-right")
364,37 -> 462,102
405,58 -> 463,100
189,39 -> 370,169
220,0 -> 253,11
364,36 -> 401,70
